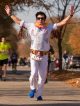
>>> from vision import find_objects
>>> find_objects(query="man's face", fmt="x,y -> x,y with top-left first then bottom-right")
36,15 -> 46,24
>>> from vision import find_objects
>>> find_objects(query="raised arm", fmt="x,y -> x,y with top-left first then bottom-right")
56,5 -> 74,27
5,5 -> 21,25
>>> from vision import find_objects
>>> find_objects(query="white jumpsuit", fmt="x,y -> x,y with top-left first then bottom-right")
20,21 -> 57,97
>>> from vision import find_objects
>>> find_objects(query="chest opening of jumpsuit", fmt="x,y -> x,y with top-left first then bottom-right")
30,27 -> 49,50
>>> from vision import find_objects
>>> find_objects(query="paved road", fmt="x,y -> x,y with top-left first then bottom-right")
5,66 -> 30,81
0,81 -> 80,106
0,66 -> 80,106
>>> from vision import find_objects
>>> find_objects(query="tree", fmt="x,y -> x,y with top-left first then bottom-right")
50,0 -> 80,71
68,23 -> 80,54
44,0 -> 80,71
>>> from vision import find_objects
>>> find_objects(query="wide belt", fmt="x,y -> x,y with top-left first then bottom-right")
31,49 -> 48,56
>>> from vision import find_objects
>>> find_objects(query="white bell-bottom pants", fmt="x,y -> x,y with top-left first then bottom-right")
29,55 -> 48,97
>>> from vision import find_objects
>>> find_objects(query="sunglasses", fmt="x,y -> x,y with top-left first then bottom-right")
36,17 -> 45,20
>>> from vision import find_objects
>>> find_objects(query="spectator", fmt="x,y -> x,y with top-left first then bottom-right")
63,50 -> 69,69
19,57 -> 26,66
11,52 -> 18,73
45,45 -> 54,83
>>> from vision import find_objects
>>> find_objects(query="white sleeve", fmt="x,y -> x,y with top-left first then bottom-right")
53,23 -> 58,30
20,20 -> 33,29
20,20 -> 28,28
48,23 -> 58,32
20,20 -> 24,27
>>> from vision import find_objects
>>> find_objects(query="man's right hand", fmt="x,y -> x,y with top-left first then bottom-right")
5,5 -> 21,25
5,5 -> 11,16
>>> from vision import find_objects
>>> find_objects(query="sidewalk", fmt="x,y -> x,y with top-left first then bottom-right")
0,66 -> 80,106
0,81 -> 80,106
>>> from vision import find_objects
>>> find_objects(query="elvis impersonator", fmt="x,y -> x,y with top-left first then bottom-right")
5,5 -> 74,101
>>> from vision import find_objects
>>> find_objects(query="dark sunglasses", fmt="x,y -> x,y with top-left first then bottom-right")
37,17 -> 45,20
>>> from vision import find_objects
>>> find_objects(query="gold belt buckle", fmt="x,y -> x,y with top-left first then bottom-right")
31,49 -> 48,56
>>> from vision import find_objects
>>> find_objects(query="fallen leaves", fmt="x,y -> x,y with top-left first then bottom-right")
66,78 -> 80,88
48,70 -> 80,88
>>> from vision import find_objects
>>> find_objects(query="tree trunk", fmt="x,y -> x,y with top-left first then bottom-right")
58,33 -> 63,71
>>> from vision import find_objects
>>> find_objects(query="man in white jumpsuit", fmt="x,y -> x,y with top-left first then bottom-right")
5,5 -> 74,101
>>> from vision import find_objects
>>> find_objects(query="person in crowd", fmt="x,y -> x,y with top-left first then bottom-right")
45,46 -> 54,84
5,5 -> 74,100
63,50 -> 69,69
8,56 -> 11,66
0,36 -> 11,81
11,52 -> 18,73
19,57 -> 26,66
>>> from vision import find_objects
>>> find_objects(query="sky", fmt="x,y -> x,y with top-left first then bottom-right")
13,0 -> 80,31
13,0 -> 53,30
16,8 -> 44,22
14,6 -> 47,30
15,0 -> 53,22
